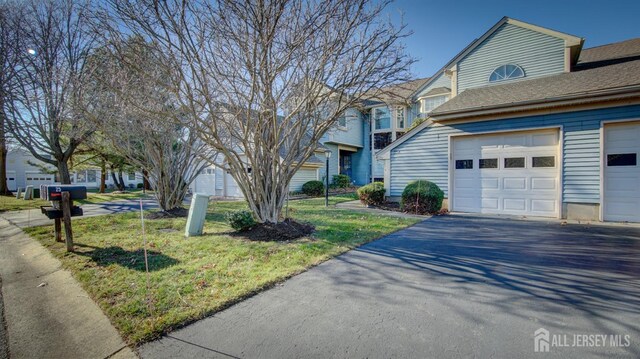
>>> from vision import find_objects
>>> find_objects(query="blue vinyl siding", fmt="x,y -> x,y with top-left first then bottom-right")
389,105 -> 640,203
414,72 -> 451,98
350,113 -> 371,185
320,108 -> 364,148
457,23 -> 565,93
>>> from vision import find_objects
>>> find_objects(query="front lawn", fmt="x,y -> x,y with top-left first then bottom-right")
0,189 -> 150,212
25,196 -> 420,344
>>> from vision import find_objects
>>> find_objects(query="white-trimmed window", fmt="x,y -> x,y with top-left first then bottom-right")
420,95 -> 449,114
373,107 -> 390,130
489,64 -> 525,83
128,172 -> 136,181
395,107 -> 406,129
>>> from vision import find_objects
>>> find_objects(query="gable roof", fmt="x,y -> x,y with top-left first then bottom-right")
377,37 -> 640,158
410,16 -> 584,99
430,38 -> 640,118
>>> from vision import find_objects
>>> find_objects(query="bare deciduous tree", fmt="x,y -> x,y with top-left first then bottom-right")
0,1 -> 24,195
87,38 -> 211,212
5,0 -> 97,184
103,0 -> 413,223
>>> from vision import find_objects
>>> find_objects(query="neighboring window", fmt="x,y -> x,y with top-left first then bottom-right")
87,170 -> 97,182
373,132 -> 392,150
607,153 -> 637,166
76,171 -> 86,182
489,64 -> 525,83
479,158 -> 498,169
199,169 -> 207,175
504,157 -> 525,168
374,107 -> 390,130
420,95 -> 449,113
455,159 -> 473,169
373,177 -> 384,183
396,107 -> 406,128
128,172 -> 136,180
532,156 -> 556,168
337,115 -> 347,128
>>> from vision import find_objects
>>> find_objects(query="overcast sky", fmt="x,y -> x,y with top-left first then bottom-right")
387,0 -> 640,78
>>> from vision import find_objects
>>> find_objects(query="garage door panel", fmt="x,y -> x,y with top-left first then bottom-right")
503,177 -> 526,190
481,198 -> 499,210
453,129 -> 559,218
531,177 -> 556,190
481,178 -> 499,189
503,198 -> 526,211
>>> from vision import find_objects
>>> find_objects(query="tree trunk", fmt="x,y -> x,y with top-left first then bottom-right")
117,170 -> 126,191
57,161 -> 72,184
109,167 -> 120,190
142,169 -> 150,191
99,159 -> 106,193
0,101 -> 10,195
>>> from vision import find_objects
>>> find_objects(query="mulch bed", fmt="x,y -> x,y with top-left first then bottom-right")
146,207 -> 189,220
235,219 -> 315,241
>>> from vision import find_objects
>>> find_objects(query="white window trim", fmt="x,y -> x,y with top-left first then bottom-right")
419,94 -> 450,114
372,106 -> 391,132
395,107 -> 406,129
488,64 -> 525,83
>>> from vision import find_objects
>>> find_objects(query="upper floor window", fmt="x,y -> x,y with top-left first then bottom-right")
489,64 -> 525,83
395,107 -> 406,129
420,95 -> 449,114
337,115 -> 347,128
373,107 -> 390,130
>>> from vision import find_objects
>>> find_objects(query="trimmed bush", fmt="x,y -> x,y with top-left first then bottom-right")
401,180 -> 444,214
137,183 -> 144,189
225,210 -> 257,231
302,180 -> 325,197
332,174 -> 351,188
356,182 -> 385,206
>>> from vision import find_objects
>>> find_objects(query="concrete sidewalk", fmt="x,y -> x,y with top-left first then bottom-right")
0,218 -> 137,358
0,198 -> 159,228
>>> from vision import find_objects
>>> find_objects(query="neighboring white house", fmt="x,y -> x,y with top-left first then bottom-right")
5,148 -> 144,191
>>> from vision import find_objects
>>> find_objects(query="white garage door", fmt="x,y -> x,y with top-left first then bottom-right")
452,129 -> 559,217
290,168 -> 318,192
603,121 -> 640,222
25,172 -> 55,188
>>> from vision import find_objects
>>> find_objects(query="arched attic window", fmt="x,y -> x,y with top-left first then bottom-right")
489,64 -> 525,83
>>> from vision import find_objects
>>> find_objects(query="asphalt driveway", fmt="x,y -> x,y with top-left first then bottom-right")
139,215 -> 640,358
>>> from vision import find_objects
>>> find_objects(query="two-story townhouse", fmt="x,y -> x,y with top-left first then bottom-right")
377,16 -> 640,223
317,79 -> 430,185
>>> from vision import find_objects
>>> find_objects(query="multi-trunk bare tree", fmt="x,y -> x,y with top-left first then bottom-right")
4,0 -> 97,184
0,1 -> 24,195
102,0 -> 413,223
86,37 -> 212,212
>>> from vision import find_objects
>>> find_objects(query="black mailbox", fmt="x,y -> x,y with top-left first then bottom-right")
40,185 -> 87,201
40,206 -> 84,219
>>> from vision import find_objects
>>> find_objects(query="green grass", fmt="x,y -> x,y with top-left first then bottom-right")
25,196 -> 419,345
0,190 -> 150,212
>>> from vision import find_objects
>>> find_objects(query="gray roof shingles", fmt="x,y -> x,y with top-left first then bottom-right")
431,38 -> 640,116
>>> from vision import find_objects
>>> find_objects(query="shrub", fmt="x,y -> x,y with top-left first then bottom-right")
332,174 -> 351,188
225,210 -> 257,231
301,180 -> 324,197
401,180 -> 444,214
356,182 -> 385,206
137,183 -> 144,189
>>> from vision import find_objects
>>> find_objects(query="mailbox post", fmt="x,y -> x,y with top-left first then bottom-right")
40,185 -> 87,252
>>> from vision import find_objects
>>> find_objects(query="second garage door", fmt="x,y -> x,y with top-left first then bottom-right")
452,129 -> 560,217
603,121 -> 640,222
